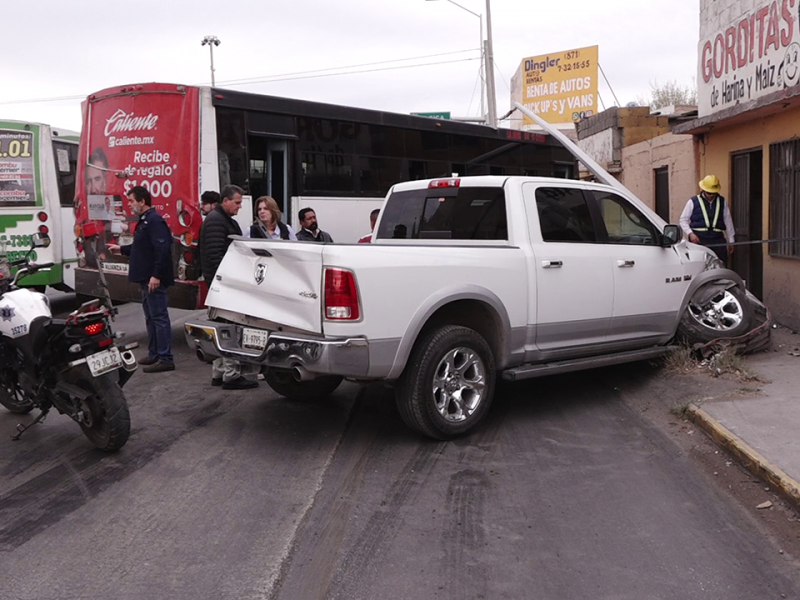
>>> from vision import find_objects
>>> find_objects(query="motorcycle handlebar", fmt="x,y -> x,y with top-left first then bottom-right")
10,262 -> 55,286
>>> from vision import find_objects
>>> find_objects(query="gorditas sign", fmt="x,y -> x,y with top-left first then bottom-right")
75,83 -> 200,245
698,0 -> 800,116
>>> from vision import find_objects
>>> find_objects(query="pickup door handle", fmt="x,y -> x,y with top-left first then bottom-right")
541,260 -> 563,268
617,260 -> 635,267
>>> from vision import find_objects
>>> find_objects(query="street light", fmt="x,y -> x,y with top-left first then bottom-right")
426,0 -> 497,127
201,35 -> 221,86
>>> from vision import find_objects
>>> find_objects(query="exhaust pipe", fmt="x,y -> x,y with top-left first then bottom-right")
292,364 -> 317,382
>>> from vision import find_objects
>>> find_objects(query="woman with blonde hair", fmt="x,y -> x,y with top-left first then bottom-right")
250,196 -> 297,240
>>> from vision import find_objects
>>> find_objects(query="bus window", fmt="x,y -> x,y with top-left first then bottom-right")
53,141 -> 79,207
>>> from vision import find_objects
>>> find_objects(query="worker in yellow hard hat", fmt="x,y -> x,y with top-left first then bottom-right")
679,174 -> 735,263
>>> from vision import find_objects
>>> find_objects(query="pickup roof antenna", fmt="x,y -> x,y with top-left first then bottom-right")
513,102 -> 631,196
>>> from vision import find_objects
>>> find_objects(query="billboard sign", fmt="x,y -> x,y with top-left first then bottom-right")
513,45 -> 599,125
698,0 -> 800,116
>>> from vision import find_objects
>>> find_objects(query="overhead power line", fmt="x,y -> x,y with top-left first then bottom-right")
0,49 -> 480,106
219,49 -> 477,85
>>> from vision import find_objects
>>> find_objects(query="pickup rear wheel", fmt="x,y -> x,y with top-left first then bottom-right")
262,368 -> 343,401
396,325 -> 495,440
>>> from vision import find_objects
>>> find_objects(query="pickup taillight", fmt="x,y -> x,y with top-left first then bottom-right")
324,268 -> 360,320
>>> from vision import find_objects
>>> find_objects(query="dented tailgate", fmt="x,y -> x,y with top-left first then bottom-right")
205,239 -> 325,334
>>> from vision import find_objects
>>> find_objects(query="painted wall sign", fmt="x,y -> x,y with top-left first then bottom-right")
698,0 -> 800,116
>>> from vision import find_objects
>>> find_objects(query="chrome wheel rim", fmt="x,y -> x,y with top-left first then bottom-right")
688,290 -> 745,332
431,346 -> 486,423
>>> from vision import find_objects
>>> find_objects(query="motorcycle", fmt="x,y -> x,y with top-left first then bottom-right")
0,233 -> 137,451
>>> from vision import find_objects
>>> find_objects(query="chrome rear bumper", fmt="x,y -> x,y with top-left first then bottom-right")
184,319 -> 369,377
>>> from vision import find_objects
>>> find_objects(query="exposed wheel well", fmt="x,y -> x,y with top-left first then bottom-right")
417,300 -> 506,367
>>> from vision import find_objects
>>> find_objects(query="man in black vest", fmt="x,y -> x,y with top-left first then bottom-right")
679,174 -> 735,263
200,184 -> 259,390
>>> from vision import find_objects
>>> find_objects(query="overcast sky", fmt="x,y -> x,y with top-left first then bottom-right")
2,0 -> 700,132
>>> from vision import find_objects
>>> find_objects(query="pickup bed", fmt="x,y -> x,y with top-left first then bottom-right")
185,175 -> 762,439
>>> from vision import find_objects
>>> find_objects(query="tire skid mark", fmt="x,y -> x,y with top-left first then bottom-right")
443,469 -> 490,600
269,386 -> 371,600
327,440 -> 447,600
439,399 -> 507,599
0,397 -> 232,551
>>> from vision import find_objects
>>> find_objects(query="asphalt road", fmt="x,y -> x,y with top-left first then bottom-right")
1,299 -> 799,599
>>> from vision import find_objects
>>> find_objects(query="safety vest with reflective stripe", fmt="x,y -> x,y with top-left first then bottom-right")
689,195 -> 726,234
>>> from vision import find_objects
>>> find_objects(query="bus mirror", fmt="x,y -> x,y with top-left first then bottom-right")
32,233 -> 51,249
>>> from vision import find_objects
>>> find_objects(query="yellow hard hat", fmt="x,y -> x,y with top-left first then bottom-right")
698,174 -> 721,194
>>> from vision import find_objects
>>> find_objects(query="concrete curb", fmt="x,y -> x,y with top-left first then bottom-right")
687,403 -> 800,513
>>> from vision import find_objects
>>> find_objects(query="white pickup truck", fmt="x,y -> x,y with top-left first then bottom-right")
185,172 -> 762,439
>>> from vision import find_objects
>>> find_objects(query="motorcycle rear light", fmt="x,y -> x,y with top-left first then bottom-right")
183,250 -> 193,264
324,268 -> 360,320
39,225 -> 49,235
84,322 -> 105,335
98,338 -> 113,348
37,211 -> 48,222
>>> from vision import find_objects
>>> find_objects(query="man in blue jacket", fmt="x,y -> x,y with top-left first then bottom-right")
109,185 -> 175,373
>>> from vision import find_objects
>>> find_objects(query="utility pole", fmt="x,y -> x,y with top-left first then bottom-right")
484,0 -> 497,127
201,35 -> 221,86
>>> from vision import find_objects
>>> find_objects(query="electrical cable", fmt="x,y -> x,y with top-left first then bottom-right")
598,62 -> 621,107
0,49 -> 480,106
218,48 -> 477,85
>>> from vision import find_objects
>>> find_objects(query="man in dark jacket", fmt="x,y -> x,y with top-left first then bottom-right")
108,185 -> 175,373
199,184 -> 258,390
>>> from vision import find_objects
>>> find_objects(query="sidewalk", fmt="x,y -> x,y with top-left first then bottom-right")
686,325 -> 800,512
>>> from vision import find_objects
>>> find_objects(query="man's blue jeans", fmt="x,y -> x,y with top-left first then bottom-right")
140,284 -> 173,363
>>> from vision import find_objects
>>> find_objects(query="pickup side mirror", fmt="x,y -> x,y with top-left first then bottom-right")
661,224 -> 681,247
32,232 -> 51,249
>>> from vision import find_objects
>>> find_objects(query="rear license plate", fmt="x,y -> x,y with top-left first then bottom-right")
242,327 -> 268,351
87,347 -> 123,377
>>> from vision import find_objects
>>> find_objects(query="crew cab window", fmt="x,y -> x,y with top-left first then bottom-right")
377,186 -> 507,240
535,187 -> 596,242
592,191 -> 658,245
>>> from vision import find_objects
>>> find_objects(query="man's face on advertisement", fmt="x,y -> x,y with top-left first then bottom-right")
86,162 -> 106,195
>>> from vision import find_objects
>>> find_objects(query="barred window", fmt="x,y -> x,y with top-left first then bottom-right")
769,140 -> 800,258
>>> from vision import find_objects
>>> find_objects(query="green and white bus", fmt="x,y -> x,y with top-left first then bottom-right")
0,119 -> 79,290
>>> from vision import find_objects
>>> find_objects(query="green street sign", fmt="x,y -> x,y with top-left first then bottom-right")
411,111 -> 451,120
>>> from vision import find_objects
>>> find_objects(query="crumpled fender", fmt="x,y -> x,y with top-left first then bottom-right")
672,267 -> 745,330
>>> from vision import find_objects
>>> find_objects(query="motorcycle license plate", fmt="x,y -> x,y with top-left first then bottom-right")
87,347 -> 123,377
242,327 -> 268,351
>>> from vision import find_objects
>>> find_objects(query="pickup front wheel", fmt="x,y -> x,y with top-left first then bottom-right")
396,325 -> 495,440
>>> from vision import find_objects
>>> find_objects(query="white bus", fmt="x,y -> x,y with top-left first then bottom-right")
0,119 -> 79,290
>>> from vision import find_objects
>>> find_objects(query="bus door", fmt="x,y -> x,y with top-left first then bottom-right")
247,135 -> 288,215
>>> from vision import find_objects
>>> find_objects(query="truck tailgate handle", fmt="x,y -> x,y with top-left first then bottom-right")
252,248 -> 273,257
616,260 -> 635,267
541,260 -> 562,268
